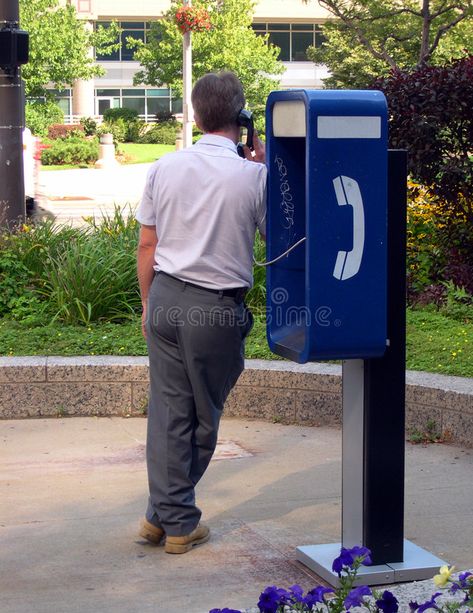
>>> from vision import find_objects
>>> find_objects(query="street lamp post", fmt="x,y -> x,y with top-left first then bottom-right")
182,0 -> 193,148
0,0 -> 28,226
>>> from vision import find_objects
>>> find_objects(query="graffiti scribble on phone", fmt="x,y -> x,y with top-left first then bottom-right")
274,155 -> 294,230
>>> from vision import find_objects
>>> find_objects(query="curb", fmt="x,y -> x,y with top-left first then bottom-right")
0,356 -> 472,447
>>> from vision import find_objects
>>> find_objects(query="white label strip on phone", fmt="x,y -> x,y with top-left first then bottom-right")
317,116 -> 381,139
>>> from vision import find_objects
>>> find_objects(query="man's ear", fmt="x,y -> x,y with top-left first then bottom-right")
193,112 -> 203,132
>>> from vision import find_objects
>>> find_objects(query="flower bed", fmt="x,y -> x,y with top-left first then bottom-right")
211,547 -> 473,613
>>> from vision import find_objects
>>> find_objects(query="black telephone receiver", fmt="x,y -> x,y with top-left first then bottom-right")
237,109 -> 254,158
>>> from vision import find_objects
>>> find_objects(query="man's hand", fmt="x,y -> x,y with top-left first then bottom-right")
243,132 -> 266,164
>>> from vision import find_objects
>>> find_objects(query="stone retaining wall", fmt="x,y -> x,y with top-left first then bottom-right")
1,357 -> 472,447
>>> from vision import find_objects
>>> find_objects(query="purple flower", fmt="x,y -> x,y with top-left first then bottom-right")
457,571 -> 473,590
344,585 -> 372,609
451,571 -> 473,600
288,584 -> 304,603
209,609 -> 241,613
416,592 -> 442,612
376,590 -> 399,613
449,581 -> 461,594
304,586 -> 335,608
332,548 -> 355,574
350,545 -> 373,566
257,586 -> 288,613
332,545 -> 372,575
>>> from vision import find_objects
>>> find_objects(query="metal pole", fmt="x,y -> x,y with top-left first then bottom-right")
361,150 -> 408,565
0,0 -> 26,226
182,0 -> 193,148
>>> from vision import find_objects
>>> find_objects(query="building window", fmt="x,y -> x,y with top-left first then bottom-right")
95,21 -> 151,62
48,89 -> 73,117
93,88 -> 181,121
252,23 -> 324,62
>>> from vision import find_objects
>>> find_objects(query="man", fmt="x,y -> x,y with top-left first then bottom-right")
135,71 -> 266,554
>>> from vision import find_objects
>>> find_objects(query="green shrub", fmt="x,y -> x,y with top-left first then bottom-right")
79,116 -> 98,136
102,107 -> 144,142
439,282 -> 473,323
25,101 -> 64,138
247,234 -> 266,313
41,210 -> 141,325
103,107 -> 139,123
407,181 -> 473,304
41,138 -> 99,166
98,121 -> 126,144
0,248 -> 32,316
139,121 -> 178,145
5,219 -> 80,283
0,209 -> 141,325
125,119 -> 146,143
192,125 -> 203,144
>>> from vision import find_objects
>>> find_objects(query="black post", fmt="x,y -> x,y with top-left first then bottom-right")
363,149 -> 408,565
0,0 -> 29,226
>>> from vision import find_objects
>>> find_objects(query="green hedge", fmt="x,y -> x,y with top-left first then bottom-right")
41,138 -> 100,166
139,122 -> 178,145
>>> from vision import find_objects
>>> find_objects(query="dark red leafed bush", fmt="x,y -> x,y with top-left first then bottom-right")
47,124 -> 85,140
373,55 -> 473,220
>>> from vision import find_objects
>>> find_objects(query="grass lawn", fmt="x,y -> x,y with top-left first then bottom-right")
41,144 -> 174,171
118,143 -> 174,164
0,308 -> 471,377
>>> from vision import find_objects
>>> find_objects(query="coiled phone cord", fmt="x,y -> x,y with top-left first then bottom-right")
253,237 -> 307,267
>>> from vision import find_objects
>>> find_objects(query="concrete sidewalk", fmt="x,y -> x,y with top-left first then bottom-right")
1,417 -> 472,613
36,163 -> 152,225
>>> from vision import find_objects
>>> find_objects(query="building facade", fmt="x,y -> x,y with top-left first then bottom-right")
59,0 -> 331,122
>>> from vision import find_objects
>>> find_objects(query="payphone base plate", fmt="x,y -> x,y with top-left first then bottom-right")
296,540 -> 446,587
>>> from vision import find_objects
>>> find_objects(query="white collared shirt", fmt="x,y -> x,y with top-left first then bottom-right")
136,134 -> 267,289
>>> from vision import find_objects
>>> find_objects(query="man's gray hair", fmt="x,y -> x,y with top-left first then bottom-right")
191,71 -> 245,133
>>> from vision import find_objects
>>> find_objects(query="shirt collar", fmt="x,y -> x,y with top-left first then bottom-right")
196,133 -> 238,154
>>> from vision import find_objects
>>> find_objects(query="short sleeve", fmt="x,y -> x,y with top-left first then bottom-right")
135,164 -> 158,226
255,165 -> 267,236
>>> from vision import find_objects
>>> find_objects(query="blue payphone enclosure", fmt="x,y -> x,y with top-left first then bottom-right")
266,90 -> 388,363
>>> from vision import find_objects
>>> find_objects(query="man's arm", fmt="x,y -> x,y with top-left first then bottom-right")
137,224 -> 158,338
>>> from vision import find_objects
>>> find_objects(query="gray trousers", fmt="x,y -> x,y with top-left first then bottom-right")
145,272 -> 252,536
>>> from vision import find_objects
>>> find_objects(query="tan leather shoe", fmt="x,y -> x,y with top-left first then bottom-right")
164,523 -> 210,554
139,519 -> 165,544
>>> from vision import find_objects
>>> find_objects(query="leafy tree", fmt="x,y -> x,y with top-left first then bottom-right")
304,0 -> 473,88
20,0 -> 120,97
132,0 -> 284,116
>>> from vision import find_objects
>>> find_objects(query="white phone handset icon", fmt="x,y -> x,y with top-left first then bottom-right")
332,176 -> 365,281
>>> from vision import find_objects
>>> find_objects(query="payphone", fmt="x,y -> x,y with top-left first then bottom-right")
265,90 -> 446,586
266,90 -> 388,362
